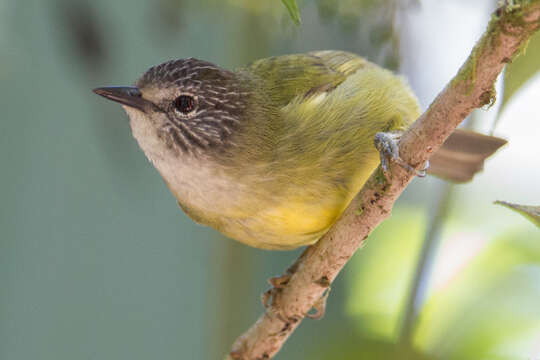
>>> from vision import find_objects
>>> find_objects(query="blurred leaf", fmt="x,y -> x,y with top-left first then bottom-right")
305,333 -> 437,360
416,227 -> 540,359
346,207 -> 426,338
495,201 -> 540,228
499,31 -> 540,118
438,266 -> 540,360
56,0 -> 107,71
281,0 -> 301,25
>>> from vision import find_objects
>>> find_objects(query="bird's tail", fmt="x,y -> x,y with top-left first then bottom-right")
428,129 -> 507,183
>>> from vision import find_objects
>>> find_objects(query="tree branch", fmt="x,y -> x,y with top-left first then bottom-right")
228,2 -> 540,359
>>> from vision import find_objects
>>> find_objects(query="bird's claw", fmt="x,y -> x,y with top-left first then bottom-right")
261,246 -> 330,323
261,246 -> 312,308
268,273 -> 292,289
306,288 -> 331,320
374,132 -> 429,178
261,273 -> 292,308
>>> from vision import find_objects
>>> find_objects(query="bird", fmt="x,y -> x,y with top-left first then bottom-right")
93,50 -> 506,250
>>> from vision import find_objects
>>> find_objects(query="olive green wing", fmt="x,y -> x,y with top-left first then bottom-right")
242,51 -> 372,106
241,53 -> 345,107
308,50 -> 372,76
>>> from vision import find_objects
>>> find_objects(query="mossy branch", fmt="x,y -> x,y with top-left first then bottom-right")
227,1 -> 540,359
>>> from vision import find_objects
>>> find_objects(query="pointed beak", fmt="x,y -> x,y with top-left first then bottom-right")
93,86 -> 149,113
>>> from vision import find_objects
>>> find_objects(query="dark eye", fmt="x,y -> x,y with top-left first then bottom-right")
174,95 -> 196,114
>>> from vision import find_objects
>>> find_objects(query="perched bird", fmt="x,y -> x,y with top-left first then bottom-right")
94,51 -> 506,250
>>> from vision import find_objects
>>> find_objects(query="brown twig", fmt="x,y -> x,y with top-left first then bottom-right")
227,2 -> 540,359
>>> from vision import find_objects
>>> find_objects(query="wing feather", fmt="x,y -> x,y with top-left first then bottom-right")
242,52 -> 354,106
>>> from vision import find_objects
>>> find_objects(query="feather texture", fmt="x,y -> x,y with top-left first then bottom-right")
122,51 -> 504,250
205,51 -> 421,249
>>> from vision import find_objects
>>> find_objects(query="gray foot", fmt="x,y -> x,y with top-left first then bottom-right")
374,132 -> 429,177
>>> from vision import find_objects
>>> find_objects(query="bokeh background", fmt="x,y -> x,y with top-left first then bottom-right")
1,0 -> 539,359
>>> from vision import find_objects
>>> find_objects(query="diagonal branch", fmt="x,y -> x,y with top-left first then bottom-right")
228,2 -> 540,359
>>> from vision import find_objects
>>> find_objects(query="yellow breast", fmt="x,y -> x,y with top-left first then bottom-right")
217,156 -> 380,250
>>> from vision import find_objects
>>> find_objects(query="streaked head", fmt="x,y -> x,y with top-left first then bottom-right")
93,58 -> 252,154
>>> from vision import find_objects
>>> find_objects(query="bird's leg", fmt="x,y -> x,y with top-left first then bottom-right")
306,287 -> 331,320
262,246 -> 311,309
262,246 -> 331,322
261,275 -> 289,309
374,131 -> 429,179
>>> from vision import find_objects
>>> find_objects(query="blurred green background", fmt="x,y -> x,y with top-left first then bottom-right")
1,1 -> 539,359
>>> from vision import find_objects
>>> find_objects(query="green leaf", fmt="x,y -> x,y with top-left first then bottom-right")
416,228 -> 540,359
495,200 -> 540,228
281,0 -> 301,25
499,31 -> 540,117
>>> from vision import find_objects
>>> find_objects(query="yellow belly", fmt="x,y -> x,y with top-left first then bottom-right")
217,156 -> 380,250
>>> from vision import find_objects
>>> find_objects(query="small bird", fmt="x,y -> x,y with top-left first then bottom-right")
94,50 -> 505,250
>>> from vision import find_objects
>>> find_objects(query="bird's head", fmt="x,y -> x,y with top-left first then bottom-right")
94,58 -> 252,155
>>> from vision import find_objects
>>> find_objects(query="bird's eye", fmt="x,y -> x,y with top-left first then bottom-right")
174,95 -> 196,114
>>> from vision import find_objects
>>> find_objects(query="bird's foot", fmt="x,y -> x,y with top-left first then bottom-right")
374,131 -> 429,179
261,246 -> 311,309
261,246 -> 332,322
306,288 -> 331,320
261,273 -> 291,308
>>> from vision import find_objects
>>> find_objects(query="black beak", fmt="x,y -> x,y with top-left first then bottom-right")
93,86 -> 149,113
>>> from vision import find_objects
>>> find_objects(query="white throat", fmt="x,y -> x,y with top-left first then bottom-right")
123,106 -> 244,216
